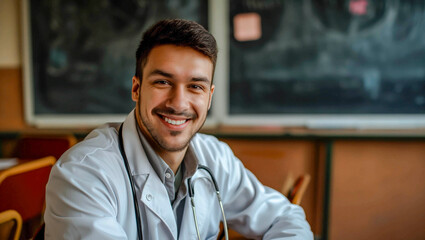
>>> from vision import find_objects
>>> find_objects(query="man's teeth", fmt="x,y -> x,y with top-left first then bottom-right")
164,117 -> 186,126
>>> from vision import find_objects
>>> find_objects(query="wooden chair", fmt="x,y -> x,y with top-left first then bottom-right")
0,210 -> 22,240
281,173 -> 311,205
0,156 -> 56,239
15,134 -> 77,160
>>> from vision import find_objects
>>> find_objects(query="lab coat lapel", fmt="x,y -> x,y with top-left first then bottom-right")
121,110 -> 178,238
140,174 -> 178,238
121,110 -> 149,175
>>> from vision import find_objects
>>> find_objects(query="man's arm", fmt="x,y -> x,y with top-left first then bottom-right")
44,156 -> 132,240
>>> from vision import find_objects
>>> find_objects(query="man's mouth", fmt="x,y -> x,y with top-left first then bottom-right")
163,116 -> 187,126
154,107 -> 196,128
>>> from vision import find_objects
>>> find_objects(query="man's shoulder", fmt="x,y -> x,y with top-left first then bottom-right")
192,133 -> 228,149
57,123 -> 120,167
191,133 -> 234,160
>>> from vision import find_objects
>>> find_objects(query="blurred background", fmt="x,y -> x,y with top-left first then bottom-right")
1,0 -> 424,239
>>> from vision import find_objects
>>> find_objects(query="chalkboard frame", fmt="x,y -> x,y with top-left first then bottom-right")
22,0 -> 218,128
22,0 -> 425,130
219,0 -> 425,129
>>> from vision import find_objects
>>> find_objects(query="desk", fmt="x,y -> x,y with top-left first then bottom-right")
0,158 -> 40,174
0,158 -> 19,171
0,158 -> 38,176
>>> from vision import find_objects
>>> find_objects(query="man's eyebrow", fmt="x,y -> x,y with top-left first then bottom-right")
191,76 -> 211,84
149,69 -> 211,84
148,69 -> 174,78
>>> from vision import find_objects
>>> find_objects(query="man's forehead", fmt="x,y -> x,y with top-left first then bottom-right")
143,45 -> 214,78
146,44 -> 213,64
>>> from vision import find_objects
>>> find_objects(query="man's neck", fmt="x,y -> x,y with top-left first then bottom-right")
134,110 -> 187,174
157,147 -> 188,174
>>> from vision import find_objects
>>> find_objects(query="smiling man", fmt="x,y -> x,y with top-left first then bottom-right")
133,44 -> 214,172
44,19 -> 313,239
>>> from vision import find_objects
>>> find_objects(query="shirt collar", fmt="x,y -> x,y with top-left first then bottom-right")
182,146 -> 198,180
136,121 -> 169,183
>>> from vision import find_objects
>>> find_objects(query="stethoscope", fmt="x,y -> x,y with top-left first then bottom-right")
118,124 -> 229,240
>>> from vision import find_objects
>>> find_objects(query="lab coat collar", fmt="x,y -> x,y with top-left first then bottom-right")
121,109 -> 152,175
121,110 -> 178,238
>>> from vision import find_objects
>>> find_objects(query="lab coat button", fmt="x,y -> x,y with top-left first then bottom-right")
146,194 -> 153,201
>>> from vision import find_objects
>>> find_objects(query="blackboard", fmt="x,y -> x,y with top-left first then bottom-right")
23,0 -> 208,126
23,0 -> 425,128
228,0 -> 425,119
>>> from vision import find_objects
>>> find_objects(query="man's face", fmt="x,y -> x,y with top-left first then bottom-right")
132,44 -> 214,154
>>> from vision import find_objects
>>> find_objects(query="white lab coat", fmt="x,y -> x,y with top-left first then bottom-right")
45,110 -> 313,239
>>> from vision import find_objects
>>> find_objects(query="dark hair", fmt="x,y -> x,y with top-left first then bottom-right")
135,19 -> 218,80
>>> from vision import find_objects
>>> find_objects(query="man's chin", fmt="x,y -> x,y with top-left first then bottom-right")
156,135 -> 192,152
169,130 -> 183,137
160,143 -> 189,152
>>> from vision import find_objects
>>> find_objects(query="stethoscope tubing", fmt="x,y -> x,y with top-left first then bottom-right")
118,123 -> 228,240
188,166 -> 229,240
118,124 -> 143,240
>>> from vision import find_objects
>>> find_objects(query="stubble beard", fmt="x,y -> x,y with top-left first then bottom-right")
138,105 -> 207,152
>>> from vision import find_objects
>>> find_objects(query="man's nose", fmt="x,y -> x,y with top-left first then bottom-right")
165,86 -> 190,112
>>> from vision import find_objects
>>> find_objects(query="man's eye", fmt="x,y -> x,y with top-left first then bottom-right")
154,80 -> 169,85
190,84 -> 204,90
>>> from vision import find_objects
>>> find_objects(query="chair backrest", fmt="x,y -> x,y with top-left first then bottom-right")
15,135 -> 77,160
0,209 -> 22,240
281,173 -> 311,205
0,156 -> 56,221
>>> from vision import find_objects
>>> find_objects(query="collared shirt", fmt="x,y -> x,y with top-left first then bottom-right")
135,117 -> 198,234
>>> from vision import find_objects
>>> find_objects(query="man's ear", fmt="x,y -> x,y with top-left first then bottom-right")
132,76 -> 140,102
208,84 -> 215,110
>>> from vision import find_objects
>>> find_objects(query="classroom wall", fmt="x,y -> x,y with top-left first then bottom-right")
0,0 -> 27,131
0,0 -> 20,68
0,68 -> 26,131
330,140 -> 425,240
1,1 -> 425,239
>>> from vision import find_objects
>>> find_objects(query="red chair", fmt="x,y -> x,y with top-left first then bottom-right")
15,135 -> 77,160
0,156 -> 55,239
0,210 -> 22,240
